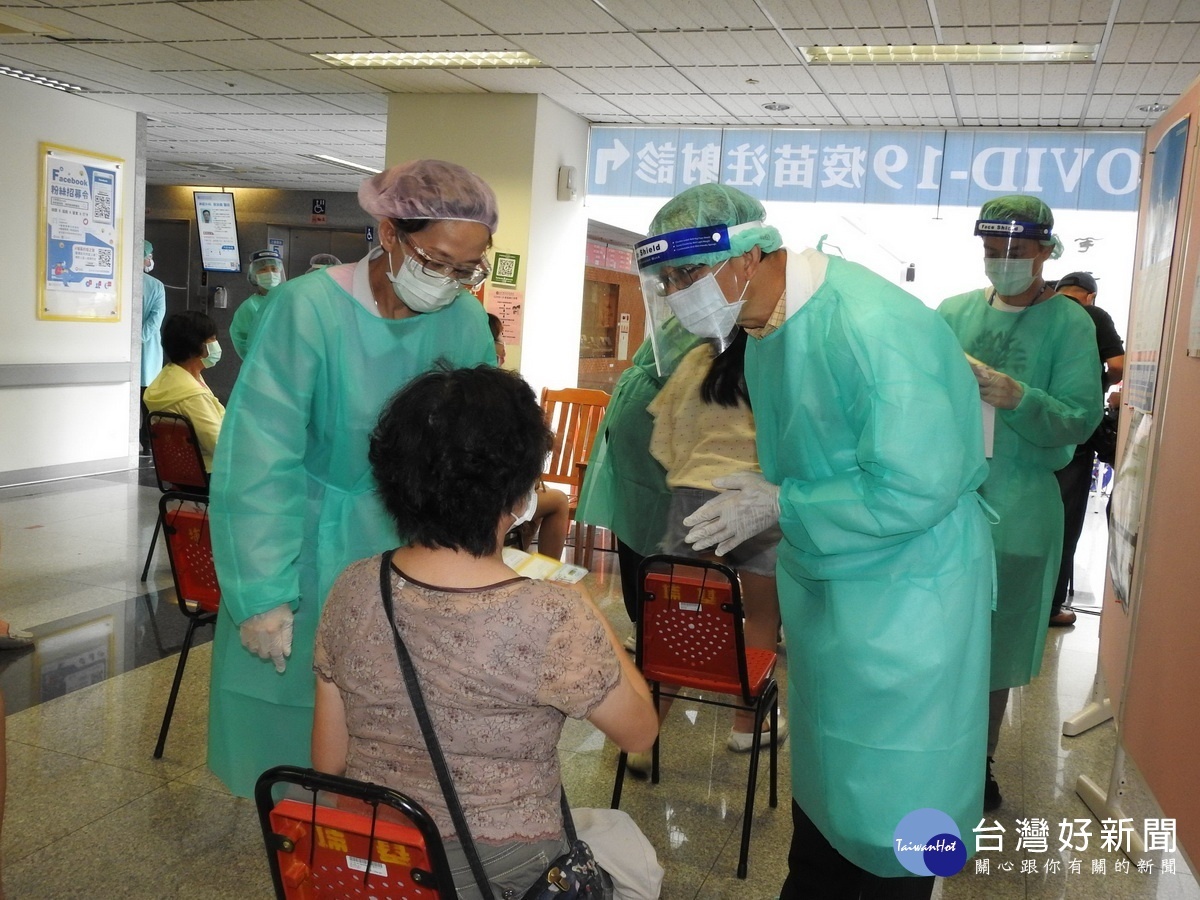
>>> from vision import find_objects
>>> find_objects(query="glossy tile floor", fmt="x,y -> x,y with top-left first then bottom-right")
1,469 -> 1195,898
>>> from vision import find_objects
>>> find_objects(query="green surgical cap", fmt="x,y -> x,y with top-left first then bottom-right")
144,240 -> 153,256
647,183 -> 783,268
977,194 -> 1064,259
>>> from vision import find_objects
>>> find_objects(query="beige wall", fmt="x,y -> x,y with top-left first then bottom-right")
383,93 -> 589,396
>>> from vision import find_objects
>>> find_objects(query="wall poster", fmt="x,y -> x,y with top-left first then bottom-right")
37,143 -> 123,321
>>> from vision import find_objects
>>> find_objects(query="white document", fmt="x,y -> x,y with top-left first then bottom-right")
982,401 -> 996,458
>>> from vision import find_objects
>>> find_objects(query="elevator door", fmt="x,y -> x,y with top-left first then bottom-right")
289,227 -> 370,271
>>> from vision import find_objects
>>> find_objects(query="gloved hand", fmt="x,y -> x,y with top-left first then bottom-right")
683,472 -> 781,556
240,604 -> 294,673
966,354 -> 1024,410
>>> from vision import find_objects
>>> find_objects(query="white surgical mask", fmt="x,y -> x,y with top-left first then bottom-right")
511,488 -> 539,528
984,258 -> 1036,298
143,258 -> 154,273
666,263 -> 746,341
386,251 -> 460,314
202,339 -> 222,369
255,271 -> 282,290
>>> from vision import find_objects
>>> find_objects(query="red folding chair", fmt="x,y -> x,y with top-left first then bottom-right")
611,554 -> 780,879
256,765 -> 455,899
141,412 -> 210,581
153,491 -> 219,759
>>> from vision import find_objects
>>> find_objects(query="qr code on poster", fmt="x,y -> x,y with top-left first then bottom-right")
495,256 -> 517,280
93,192 -> 112,222
96,248 -> 113,270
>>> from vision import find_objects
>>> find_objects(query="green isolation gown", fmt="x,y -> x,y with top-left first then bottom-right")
206,264 -> 495,797
575,320 -> 701,556
938,289 -> 1101,690
229,290 -> 269,359
746,250 -> 994,877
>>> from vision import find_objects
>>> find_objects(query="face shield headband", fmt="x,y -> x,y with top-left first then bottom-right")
636,221 -> 762,375
973,219 -> 1053,242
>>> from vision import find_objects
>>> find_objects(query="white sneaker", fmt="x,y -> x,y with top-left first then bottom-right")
727,717 -> 788,752
622,634 -> 637,652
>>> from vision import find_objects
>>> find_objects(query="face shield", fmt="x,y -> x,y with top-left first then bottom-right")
635,223 -> 755,375
974,218 -> 1054,298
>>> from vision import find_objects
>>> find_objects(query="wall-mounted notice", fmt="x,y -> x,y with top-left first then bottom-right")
38,143 -> 123,321
194,191 -> 241,273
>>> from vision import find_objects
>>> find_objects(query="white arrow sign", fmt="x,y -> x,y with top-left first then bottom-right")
594,140 -> 631,184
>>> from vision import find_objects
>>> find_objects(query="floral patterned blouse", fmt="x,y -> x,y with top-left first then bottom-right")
314,555 -> 622,842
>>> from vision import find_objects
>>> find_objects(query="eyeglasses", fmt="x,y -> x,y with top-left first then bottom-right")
653,263 -> 710,295
400,234 -> 490,287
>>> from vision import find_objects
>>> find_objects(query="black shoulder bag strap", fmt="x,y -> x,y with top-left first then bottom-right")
377,553 -> 577,900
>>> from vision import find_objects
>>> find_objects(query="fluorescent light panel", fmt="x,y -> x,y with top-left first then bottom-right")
0,64 -> 83,91
305,154 -> 382,175
802,43 -> 1098,64
311,50 -> 542,68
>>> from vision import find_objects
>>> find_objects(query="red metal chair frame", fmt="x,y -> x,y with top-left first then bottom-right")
611,554 -> 780,879
141,412 -> 210,582
153,490 -> 219,759
256,765 -> 456,899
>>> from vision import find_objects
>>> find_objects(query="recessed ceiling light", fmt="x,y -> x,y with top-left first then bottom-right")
1136,102 -> 1168,113
311,50 -> 542,69
802,43 -> 1098,64
305,154 -> 382,175
763,101 -> 791,111
0,64 -> 83,92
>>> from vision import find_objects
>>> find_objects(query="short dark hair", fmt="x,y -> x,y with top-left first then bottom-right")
369,365 -> 552,556
162,311 -> 217,364
487,313 -> 503,341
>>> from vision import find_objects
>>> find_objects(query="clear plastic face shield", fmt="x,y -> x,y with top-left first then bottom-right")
635,223 -> 755,375
974,218 -> 1053,298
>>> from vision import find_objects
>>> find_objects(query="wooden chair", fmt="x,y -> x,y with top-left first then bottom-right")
538,387 -> 610,567
141,412 -> 209,581
153,491 -> 220,759
611,554 -> 780,879
256,765 -> 455,899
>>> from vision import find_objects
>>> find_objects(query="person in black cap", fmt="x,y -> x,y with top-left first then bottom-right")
1050,271 -> 1125,626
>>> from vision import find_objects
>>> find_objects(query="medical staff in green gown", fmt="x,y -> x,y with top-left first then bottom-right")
229,248 -> 286,358
938,195 -> 1101,812
575,319 -> 700,623
635,184 -> 994,896
207,160 -> 499,797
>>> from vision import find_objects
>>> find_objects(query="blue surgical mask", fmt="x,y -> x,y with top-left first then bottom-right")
386,251 -> 460,314
202,339 -> 222,369
984,258 -> 1036,298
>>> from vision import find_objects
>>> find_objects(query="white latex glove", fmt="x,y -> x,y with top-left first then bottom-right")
966,354 -> 1024,410
240,603 -> 294,673
682,472 -> 781,557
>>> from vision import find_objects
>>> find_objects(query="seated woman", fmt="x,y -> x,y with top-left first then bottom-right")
143,311 -> 225,471
312,365 -> 658,899
645,330 -> 786,754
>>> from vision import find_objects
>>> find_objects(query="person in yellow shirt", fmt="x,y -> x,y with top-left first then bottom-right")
143,311 -> 226,471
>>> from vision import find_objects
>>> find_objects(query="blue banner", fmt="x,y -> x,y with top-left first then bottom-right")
588,127 -> 1144,211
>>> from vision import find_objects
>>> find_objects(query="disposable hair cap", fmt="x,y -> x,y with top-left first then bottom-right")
359,159 -> 499,233
645,183 -> 783,269
976,194 -> 1064,259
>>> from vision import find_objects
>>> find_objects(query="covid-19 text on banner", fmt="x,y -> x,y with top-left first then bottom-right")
587,127 -> 1143,212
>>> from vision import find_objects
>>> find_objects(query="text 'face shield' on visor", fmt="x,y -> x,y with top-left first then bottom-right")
635,224 -> 745,375
975,218 -> 1053,298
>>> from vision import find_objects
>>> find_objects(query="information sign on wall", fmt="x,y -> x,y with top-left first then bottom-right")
587,127 -> 1143,212
38,143 -> 123,321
